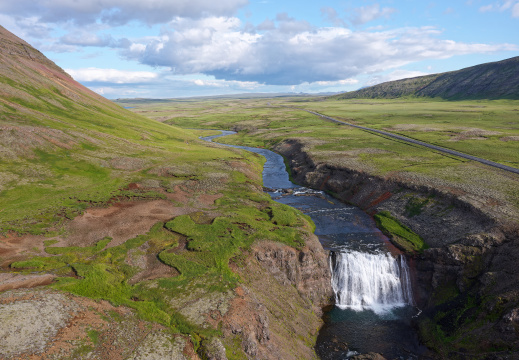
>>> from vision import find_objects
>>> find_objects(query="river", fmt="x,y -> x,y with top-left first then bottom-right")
200,130 -> 427,360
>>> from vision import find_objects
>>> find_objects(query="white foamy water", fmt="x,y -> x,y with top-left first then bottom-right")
330,251 -> 414,315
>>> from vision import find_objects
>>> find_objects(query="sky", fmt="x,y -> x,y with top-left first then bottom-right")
1,0 -> 518,99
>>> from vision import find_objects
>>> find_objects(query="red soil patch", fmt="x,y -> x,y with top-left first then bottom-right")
320,175 -> 331,190
166,185 -> 191,204
127,249 -> 179,284
0,233 -> 45,268
0,273 -> 55,292
62,200 -> 196,248
197,193 -> 223,207
366,191 -> 393,209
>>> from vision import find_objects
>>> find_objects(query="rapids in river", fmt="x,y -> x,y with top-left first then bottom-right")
201,131 -> 426,359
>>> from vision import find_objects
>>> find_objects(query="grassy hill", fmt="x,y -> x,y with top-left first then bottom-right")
0,26 -> 327,360
0,25 -> 202,233
334,56 -> 519,100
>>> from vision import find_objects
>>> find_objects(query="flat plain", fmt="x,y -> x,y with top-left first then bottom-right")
118,97 -> 519,223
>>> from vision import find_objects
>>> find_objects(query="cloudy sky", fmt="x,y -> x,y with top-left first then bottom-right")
1,0 -> 518,98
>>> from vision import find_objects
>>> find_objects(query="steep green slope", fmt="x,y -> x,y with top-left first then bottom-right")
0,25 -> 202,233
334,56 -> 519,100
0,27 -> 329,360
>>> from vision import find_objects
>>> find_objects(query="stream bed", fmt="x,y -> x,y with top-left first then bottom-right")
201,131 -> 427,360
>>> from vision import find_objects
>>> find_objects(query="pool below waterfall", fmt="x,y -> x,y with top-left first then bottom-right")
201,131 -> 427,360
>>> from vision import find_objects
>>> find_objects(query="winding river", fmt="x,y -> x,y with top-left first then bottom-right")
201,131 -> 426,359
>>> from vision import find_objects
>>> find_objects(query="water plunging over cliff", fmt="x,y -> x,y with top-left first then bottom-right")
201,131 -> 426,359
330,251 -> 414,315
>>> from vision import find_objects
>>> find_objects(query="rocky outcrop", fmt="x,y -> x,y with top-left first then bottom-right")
200,337 -> 228,360
225,233 -> 333,360
0,289 -> 200,360
253,235 -> 333,308
274,138 -> 519,358
274,139 -> 499,249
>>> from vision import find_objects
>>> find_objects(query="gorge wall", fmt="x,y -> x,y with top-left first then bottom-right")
227,234 -> 333,360
274,139 -> 519,359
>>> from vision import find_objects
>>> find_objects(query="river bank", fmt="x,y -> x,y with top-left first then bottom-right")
204,131 -> 427,359
273,138 -> 519,359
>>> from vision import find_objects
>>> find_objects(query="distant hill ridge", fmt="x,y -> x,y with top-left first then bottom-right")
334,56 -> 519,100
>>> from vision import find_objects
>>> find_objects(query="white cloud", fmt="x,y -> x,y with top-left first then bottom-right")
65,68 -> 159,84
479,0 -> 519,16
351,4 -> 397,25
192,78 -> 260,88
313,79 -> 359,86
60,32 -> 130,48
123,17 -> 261,74
513,2 -> 519,16
0,0 -> 248,25
123,18 -> 517,86
321,7 -> 346,27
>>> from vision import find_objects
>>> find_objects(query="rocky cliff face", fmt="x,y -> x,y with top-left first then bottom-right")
226,234 -> 333,360
274,139 -> 519,358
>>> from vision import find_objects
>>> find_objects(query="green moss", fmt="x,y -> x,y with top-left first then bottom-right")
268,204 -> 299,226
44,237 -> 112,256
87,329 -> 101,345
431,280 -> 460,305
405,195 -> 433,217
374,211 -> 427,253
10,258 -> 68,270
223,335 -> 248,360
159,250 -> 208,277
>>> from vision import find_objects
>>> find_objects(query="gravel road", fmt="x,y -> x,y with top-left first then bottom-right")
297,107 -> 519,175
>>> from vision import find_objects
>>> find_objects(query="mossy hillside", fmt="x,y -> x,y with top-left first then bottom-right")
0,124 -> 246,235
161,203 -> 308,274
1,41 -> 226,235
9,158 -> 314,347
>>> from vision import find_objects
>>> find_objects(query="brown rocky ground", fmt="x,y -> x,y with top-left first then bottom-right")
61,199 -> 196,248
0,289 -> 199,360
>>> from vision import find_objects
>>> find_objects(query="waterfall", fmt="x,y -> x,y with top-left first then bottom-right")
330,251 -> 414,314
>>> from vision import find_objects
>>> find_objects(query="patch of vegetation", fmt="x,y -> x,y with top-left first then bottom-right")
373,211 -> 427,253
405,195 -> 434,217
419,291 -> 488,357
87,329 -> 101,346
159,203 -> 310,280
11,224 -> 172,327
223,335 -> 248,360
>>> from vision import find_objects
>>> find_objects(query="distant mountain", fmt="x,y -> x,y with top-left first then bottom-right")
115,91 -> 341,103
333,56 -> 519,100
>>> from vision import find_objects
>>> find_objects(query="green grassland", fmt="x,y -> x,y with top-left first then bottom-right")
119,97 -> 519,221
374,211 -> 427,253
292,98 -> 519,167
116,95 -> 519,357
1,66 -> 321,352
